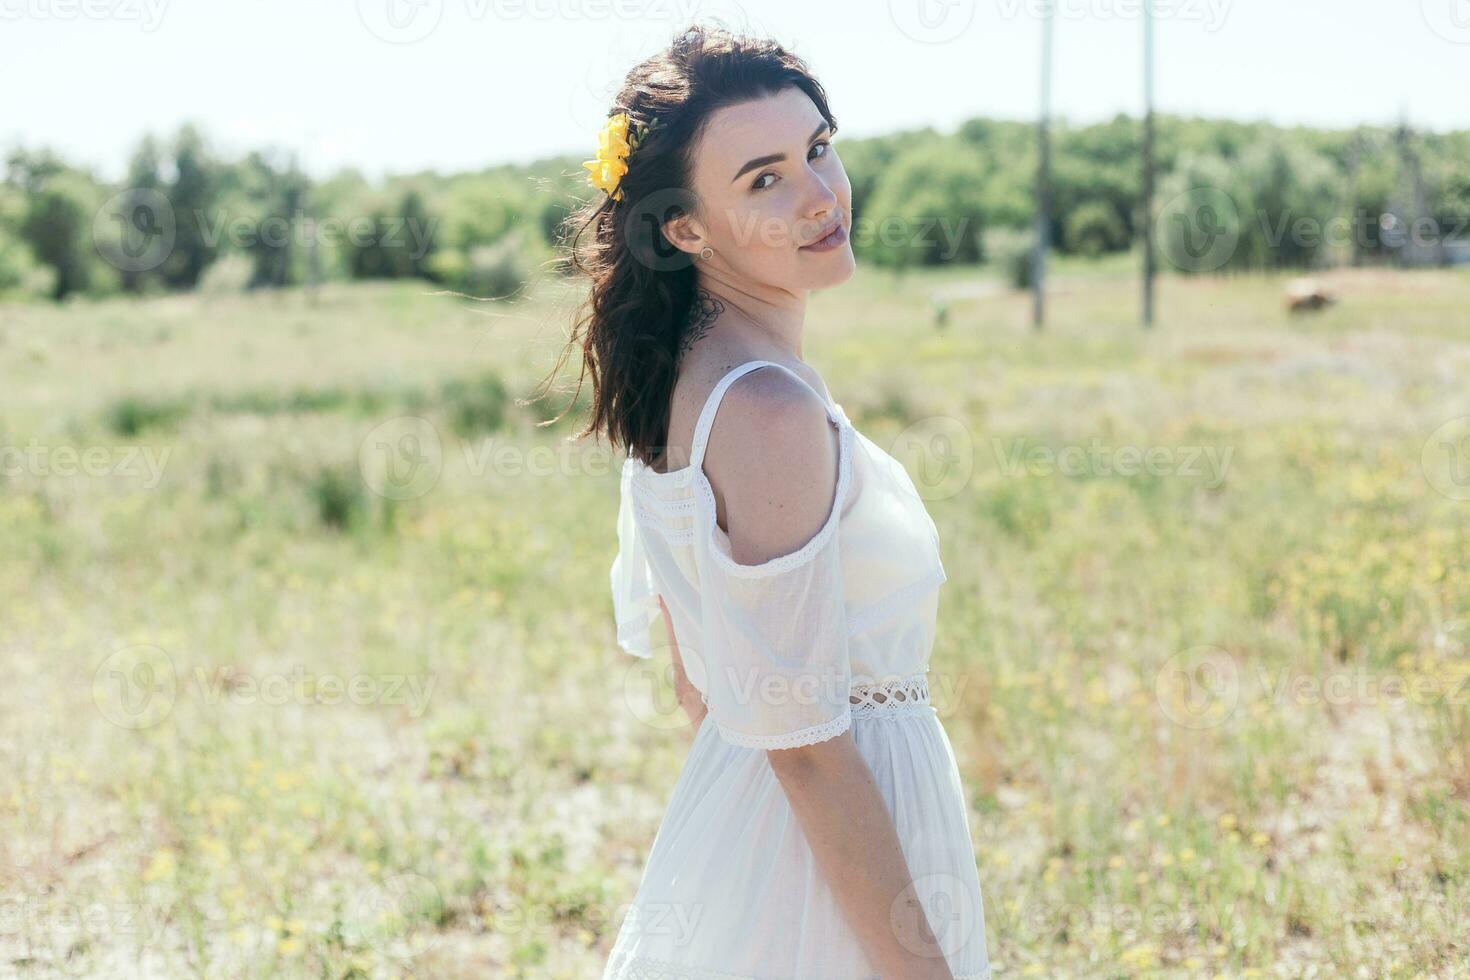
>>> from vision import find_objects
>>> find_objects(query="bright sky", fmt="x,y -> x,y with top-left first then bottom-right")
2,0 -> 1467,183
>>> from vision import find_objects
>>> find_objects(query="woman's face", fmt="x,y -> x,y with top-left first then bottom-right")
671,86 -> 854,293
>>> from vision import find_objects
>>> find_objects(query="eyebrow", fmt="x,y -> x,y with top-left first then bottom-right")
730,120 -> 832,184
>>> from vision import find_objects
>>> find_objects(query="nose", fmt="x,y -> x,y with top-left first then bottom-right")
801,176 -> 841,241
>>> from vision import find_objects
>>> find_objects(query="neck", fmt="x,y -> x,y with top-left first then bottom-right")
691,266 -> 807,360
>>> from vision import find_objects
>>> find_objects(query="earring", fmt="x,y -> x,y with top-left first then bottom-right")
700,246 -> 713,260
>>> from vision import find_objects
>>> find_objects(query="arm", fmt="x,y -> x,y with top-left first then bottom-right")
706,372 -> 956,979
659,594 -> 707,734
768,738 -> 956,980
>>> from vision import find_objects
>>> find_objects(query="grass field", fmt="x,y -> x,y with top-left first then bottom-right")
2,260 -> 1468,978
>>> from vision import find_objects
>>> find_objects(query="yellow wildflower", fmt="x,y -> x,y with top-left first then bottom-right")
582,111 -> 658,202
582,113 -> 632,201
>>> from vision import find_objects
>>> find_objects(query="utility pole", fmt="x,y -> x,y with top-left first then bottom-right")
1033,0 -> 1054,331
1141,0 -> 1156,328
1346,128 -> 1363,268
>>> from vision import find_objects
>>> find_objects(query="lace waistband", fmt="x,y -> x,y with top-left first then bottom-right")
849,673 -> 933,720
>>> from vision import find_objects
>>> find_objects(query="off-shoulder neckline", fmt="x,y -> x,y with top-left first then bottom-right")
628,360 -> 848,483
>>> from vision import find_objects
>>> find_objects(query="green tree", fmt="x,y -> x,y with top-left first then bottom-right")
861,138 -> 990,267
164,124 -> 222,289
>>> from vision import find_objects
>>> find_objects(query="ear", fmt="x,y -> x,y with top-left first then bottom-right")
661,210 -> 706,258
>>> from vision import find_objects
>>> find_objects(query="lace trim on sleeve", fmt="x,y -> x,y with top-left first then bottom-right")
713,704 -> 852,750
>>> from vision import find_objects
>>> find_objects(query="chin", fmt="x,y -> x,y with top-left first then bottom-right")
802,252 -> 856,290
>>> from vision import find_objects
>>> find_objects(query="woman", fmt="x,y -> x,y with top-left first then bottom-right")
556,23 -> 992,980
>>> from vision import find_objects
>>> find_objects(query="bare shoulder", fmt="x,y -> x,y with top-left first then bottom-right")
702,366 -> 843,567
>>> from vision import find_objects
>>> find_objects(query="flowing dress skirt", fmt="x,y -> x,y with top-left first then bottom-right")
602,703 -> 992,980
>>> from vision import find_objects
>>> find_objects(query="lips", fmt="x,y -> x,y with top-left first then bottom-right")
801,218 -> 844,248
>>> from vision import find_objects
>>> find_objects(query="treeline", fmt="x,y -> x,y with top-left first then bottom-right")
2,114 -> 1467,302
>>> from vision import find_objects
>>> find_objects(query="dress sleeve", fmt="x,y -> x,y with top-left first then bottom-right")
610,458 -> 661,659
694,421 -> 855,751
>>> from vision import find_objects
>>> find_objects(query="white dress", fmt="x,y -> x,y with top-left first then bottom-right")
603,360 -> 991,980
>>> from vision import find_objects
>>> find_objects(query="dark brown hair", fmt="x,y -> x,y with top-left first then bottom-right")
537,22 -> 837,469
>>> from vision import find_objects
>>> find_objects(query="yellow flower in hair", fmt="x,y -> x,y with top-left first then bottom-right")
582,111 -> 656,202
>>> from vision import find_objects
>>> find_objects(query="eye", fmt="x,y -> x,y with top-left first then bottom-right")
751,139 -> 833,192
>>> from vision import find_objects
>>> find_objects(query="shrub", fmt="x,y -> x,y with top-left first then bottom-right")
1064,201 -> 1129,258
985,227 -> 1037,291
